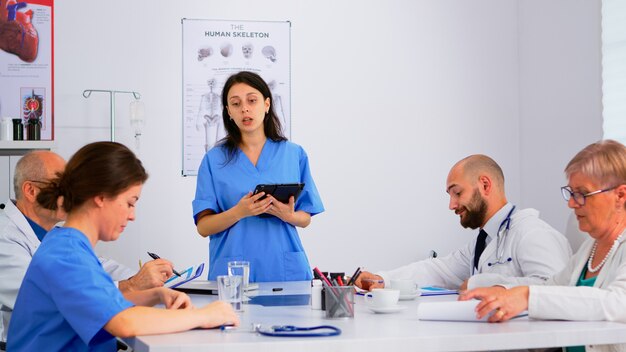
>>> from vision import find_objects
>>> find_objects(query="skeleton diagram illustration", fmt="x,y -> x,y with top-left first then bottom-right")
197,46 -> 213,61
268,80 -> 287,135
242,43 -> 253,59
261,46 -> 276,62
220,42 -> 232,57
196,79 -> 224,152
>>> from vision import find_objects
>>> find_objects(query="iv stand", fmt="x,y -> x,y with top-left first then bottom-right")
82,89 -> 141,142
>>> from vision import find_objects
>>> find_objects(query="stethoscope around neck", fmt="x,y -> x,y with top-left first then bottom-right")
476,205 -> 516,272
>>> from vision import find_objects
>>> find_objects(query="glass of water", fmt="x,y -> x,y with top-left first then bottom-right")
217,275 -> 243,311
228,261 -> 250,287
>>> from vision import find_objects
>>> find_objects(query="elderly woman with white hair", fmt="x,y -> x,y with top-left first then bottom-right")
461,139 -> 626,352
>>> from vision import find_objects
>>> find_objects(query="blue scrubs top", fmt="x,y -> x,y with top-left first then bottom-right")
193,139 -> 324,282
7,227 -> 134,352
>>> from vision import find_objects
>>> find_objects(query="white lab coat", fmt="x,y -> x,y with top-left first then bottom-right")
0,200 -> 134,343
529,232 -> 626,352
377,204 -> 572,290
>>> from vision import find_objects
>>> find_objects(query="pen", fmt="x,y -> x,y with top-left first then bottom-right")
313,267 -> 334,287
336,275 -> 345,286
346,267 -> 361,286
352,270 -> 362,284
220,325 -> 237,331
147,252 -> 182,277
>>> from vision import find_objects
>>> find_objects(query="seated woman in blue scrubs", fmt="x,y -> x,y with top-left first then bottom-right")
193,71 -> 324,282
7,142 -> 239,352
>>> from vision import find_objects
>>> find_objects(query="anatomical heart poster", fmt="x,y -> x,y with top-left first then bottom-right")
181,19 -> 291,176
0,0 -> 53,140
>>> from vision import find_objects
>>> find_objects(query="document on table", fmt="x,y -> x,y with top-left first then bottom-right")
165,263 -> 205,289
417,300 -> 528,322
420,286 -> 458,296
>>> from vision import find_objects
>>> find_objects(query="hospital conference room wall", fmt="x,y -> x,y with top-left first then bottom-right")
46,0 -> 602,275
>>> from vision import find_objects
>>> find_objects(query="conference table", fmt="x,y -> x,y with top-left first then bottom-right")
124,281 -> 626,352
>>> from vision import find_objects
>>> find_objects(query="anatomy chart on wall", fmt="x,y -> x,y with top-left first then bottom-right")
0,0 -> 53,140
182,19 -> 291,176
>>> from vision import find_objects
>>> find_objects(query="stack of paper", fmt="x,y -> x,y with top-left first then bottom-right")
417,300 -> 527,322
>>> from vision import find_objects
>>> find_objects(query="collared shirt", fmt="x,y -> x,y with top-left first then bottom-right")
25,216 -> 47,242
378,203 -> 572,289
480,203 -> 515,250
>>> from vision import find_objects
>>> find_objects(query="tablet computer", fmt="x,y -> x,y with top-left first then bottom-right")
253,183 -> 304,203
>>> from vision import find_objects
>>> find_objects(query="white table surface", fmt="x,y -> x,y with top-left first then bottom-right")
124,281 -> 626,352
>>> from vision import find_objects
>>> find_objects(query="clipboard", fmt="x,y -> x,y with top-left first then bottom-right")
167,263 -> 205,289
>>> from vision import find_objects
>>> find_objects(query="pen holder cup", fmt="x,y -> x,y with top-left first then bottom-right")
324,286 -> 354,319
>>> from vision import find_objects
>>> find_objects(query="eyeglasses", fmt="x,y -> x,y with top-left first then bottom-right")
26,180 -> 52,187
560,185 -> 618,206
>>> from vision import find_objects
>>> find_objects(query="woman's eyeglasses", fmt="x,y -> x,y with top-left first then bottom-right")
560,186 -> 617,206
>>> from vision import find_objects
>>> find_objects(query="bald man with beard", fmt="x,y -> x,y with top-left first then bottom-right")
356,154 -> 572,292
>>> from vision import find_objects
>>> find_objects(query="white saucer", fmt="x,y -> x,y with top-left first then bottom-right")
368,305 -> 407,314
399,292 -> 420,301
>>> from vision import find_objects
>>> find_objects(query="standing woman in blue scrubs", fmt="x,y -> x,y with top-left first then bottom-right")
8,142 -> 238,352
193,71 -> 324,282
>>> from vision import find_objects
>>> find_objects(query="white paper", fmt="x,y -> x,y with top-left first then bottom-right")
417,300 -> 527,322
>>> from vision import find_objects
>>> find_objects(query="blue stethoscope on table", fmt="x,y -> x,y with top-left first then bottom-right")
222,324 -> 341,337
472,205 -> 516,274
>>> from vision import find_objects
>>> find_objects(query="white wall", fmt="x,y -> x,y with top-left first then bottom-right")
50,0 -> 600,276
518,0 -> 603,235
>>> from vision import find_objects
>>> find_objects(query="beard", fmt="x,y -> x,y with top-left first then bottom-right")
458,188 -> 488,229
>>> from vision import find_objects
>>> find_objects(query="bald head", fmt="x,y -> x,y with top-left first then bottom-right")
14,151 -> 66,200
446,155 -> 507,229
452,154 -> 505,194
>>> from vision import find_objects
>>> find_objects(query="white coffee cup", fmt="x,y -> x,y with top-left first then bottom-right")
364,288 -> 400,308
390,279 -> 419,295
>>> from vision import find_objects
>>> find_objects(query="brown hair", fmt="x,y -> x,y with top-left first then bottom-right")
565,139 -> 626,188
37,142 -> 148,212
220,71 -> 286,163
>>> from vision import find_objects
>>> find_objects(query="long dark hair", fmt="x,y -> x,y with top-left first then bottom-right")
37,142 -> 148,213
220,71 -> 286,163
